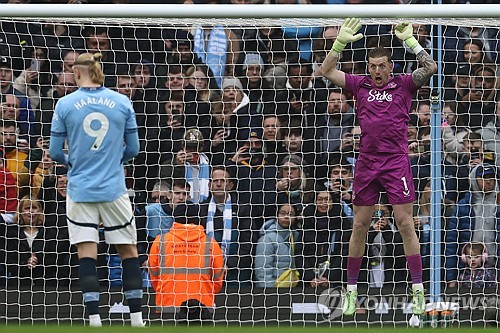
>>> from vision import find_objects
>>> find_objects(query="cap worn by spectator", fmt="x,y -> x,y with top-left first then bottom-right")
456,64 -> 472,76
243,53 -> 264,70
476,164 -> 496,178
222,77 -> 243,90
248,128 -> 263,140
280,154 -> 305,168
184,128 -> 204,148
0,56 -> 11,69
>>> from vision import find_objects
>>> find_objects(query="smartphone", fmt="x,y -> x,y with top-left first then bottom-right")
191,152 -> 199,164
171,114 -> 184,124
30,59 -> 40,72
16,138 -> 28,145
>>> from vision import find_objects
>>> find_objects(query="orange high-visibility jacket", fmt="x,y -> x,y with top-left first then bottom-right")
148,222 -> 224,308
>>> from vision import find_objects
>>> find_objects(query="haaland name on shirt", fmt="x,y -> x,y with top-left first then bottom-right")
74,97 -> 116,110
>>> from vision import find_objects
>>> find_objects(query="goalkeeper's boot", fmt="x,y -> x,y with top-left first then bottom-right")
342,288 -> 358,316
411,286 -> 425,315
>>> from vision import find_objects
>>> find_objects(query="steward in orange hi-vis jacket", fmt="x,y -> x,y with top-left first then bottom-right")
148,203 -> 225,310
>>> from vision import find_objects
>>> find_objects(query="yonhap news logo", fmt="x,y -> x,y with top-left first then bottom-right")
313,289 -> 494,321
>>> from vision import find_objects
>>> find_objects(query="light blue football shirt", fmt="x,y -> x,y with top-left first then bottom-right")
50,86 -> 139,202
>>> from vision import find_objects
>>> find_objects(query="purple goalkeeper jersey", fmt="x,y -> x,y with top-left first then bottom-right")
344,74 -> 418,154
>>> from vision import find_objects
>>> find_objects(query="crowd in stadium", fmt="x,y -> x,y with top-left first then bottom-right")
0,0 -> 499,304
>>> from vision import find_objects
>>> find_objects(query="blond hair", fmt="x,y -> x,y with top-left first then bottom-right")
74,52 -> 105,85
14,196 -> 44,226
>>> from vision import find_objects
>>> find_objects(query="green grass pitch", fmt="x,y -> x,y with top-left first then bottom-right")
1,326 -> 496,333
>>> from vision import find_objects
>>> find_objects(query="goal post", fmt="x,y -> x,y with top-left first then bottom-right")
0,3 -> 499,327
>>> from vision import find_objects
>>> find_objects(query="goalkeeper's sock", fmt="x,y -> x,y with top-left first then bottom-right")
406,254 -> 423,284
347,256 -> 363,285
412,283 -> 424,292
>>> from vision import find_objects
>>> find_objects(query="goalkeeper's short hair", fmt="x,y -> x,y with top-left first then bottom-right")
368,47 -> 393,62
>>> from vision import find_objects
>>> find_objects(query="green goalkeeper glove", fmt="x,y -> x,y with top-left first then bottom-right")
395,22 -> 423,54
331,18 -> 364,54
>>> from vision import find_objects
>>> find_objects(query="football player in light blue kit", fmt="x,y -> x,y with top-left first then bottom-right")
49,52 -> 144,327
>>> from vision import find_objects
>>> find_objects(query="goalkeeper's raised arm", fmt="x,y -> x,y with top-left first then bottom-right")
394,22 -> 438,87
319,18 -> 363,88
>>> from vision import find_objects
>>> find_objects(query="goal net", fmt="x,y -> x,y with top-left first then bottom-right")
0,3 -> 499,328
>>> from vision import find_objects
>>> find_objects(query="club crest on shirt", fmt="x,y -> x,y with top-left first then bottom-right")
367,89 -> 393,102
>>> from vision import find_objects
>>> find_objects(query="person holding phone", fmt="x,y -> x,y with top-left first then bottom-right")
160,128 -> 210,204
13,47 -> 53,110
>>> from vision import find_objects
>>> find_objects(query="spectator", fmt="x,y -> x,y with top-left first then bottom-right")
0,148 -> 17,222
83,26 -> 118,82
458,65 -> 498,130
262,115 -> 287,166
366,203 -> 405,288
443,25 -> 500,68
445,164 -> 500,287
274,154 -> 314,212
202,98 -> 237,167
296,189 -> 352,288
149,180 -> 170,204
442,101 -> 470,164
280,119 -> 316,168
164,29 -> 201,67
38,71 -> 77,138
200,166 -> 257,284
410,127 -> 464,204
184,64 -> 213,128
221,76 -> 262,143
326,158 -> 354,222
160,128 -> 210,204
0,56 -> 34,137
3,196 -> 57,287
274,60 -> 327,130
141,179 -> 190,249
239,53 -> 267,114
0,120 -> 41,199
148,203 -> 224,311
479,98 -> 500,166
458,242 -> 497,289
60,50 -> 81,73
460,39 -> 494,72
226,128 -> 277,218
1,94 -> 22,123
254,203 -> 299,288
443,63 -> 472,103
316,88 -> 355,157
413,100 -> 431,131
13,46 -> 53,110
144,96 -> 187,184
339,125 -> 362,166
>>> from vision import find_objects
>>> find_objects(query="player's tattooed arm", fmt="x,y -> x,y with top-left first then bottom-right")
412,49 -> 438,87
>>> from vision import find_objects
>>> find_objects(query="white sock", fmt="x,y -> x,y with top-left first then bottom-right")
412,283 -> 424,291
130,311 -> 145,327
346,284 -> 358,292
89,314 -> 102,327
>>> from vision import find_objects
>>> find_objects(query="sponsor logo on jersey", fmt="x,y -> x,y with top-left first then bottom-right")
367,89 -> 393,102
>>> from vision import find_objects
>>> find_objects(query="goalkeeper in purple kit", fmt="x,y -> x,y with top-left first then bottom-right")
320,18 -> 437,315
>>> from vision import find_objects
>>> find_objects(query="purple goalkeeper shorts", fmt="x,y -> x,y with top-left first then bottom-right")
352,153 -> 416,206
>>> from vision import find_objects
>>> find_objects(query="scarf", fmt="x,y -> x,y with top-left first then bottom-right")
193,26 -> 227,88
185,153 -> 210,203
206,195 -> 233,259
